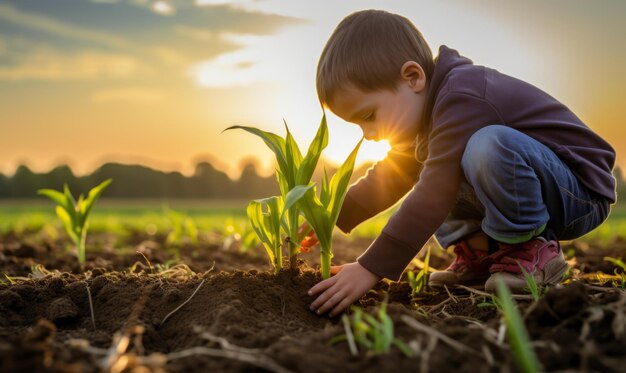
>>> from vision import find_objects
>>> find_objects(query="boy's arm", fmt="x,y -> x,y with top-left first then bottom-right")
357,92 -> 502,281
336,146 -> 423,233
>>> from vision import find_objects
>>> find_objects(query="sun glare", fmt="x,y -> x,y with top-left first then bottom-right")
359,139 -> 392,163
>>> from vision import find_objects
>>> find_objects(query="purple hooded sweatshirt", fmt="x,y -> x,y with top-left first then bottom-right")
336,45 -> 616,281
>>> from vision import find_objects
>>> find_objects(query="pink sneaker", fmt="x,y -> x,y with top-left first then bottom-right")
429,238 -> 492,288
484,237 -> 569,293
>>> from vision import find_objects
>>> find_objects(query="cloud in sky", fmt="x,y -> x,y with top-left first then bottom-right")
0,34 -> 141,81
0,1 -> 304,83
0,3 -> 132,50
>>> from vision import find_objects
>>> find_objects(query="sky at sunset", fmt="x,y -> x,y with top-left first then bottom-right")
1,0 -> 625,179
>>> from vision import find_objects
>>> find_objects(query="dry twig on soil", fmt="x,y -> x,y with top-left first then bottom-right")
84,281 -> 96,330
160,279 -> 205,327
456,285 -> 535,300
401,315 -> 484,358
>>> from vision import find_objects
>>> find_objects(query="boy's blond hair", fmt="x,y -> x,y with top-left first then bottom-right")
316,10 -> 435,107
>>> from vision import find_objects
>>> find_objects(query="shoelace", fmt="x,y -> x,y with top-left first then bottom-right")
449,241 -> 488,271
488,239 -> 549,274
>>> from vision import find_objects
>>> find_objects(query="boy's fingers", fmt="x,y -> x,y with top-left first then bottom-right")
309,285 -> 340,311
330,266 -> 343,275
308,276 -> 337,297
329,297 -> 353,317
316,290 -> 346,315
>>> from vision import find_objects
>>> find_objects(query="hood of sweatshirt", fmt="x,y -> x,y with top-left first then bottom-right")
420,45 -> 474,134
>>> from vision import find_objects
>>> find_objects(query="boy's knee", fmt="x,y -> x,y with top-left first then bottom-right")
462,125 -> 514,175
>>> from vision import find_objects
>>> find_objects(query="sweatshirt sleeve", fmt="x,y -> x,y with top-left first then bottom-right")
357,92 -> 503,280
335,146 -> 423,233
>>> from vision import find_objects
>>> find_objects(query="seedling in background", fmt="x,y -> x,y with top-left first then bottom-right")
220,218 -> 260,252
225,116 -> 327,268
604,256 -> 626,288
38,179 -> 112,264
329,297 -> 413,357
164,208 -> 198,246
495,280 -> 541,373
517,264 -> 542,301
407,246 -> 431,298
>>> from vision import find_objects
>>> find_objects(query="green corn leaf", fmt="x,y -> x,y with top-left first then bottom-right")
276,168 -> 290,197
281,184 -> 315,239
327,138 -> 363,225
284,120 -> 303,170
296,114 -> 329,185
496,280 -> 540,373
380,315 -> 393,347
55,205 -> 79,245
38,188 -> 76,231
281,184 -> 315,220
393,339 -> 414,357
320,166 -> 330,207
225,126 -> 290,183
64,183 -> 77,208
78,179 -> 112,228
265,196 -> 283,239
62,184 -> 79,229
246,200 -> 276,265
37,189 -> 68,209
298,189 -> 331,250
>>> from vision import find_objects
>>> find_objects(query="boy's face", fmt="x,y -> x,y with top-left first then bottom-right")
328,67 -> 427,150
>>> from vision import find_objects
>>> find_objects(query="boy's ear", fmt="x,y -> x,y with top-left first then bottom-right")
400,61 -> 426,93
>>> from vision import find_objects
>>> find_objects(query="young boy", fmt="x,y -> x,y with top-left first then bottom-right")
306,10 -> 616,317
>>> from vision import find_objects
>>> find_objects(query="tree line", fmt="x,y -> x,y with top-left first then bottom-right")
0,161 -> 623,204
0,162 -> 279,199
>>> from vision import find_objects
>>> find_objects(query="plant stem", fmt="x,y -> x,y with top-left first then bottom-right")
288,205 -> 299,270
289,241 -> 298,269
320,246 -> 331,279
78,225 -> 88,264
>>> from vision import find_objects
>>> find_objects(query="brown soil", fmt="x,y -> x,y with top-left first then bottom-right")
0,230 -> 625,372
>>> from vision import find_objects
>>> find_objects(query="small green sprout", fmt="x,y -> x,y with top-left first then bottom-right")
407,246 -> 431,298
517,264 -> 541,301
329,297 -> 413,357
3,273 -> 15,285
38,179 -> 112,264
604,256 -> 626,288
495,280 -> 541,373
165,208 -> 198,246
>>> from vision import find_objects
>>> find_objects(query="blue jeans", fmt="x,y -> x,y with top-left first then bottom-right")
434,125 -> 611,248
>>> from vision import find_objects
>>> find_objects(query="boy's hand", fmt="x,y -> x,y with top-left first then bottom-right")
308,262 -> 381,317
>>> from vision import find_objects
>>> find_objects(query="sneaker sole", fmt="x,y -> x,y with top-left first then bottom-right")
542,255 -> 570,286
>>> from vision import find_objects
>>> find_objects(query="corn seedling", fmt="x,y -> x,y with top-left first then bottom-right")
2,273 -> 15,285
220,219 -> 260,252
165,208 -> 198,246
407,246 -> 431,298
329,297 -> 412,357
38,179 -> 112,264
246,186 -> 314,273
604,256 -> 626,288
495,280 -> 540,373
225,116 -> 328,268
295,137 -> 362,279
517,264 -> 542,301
